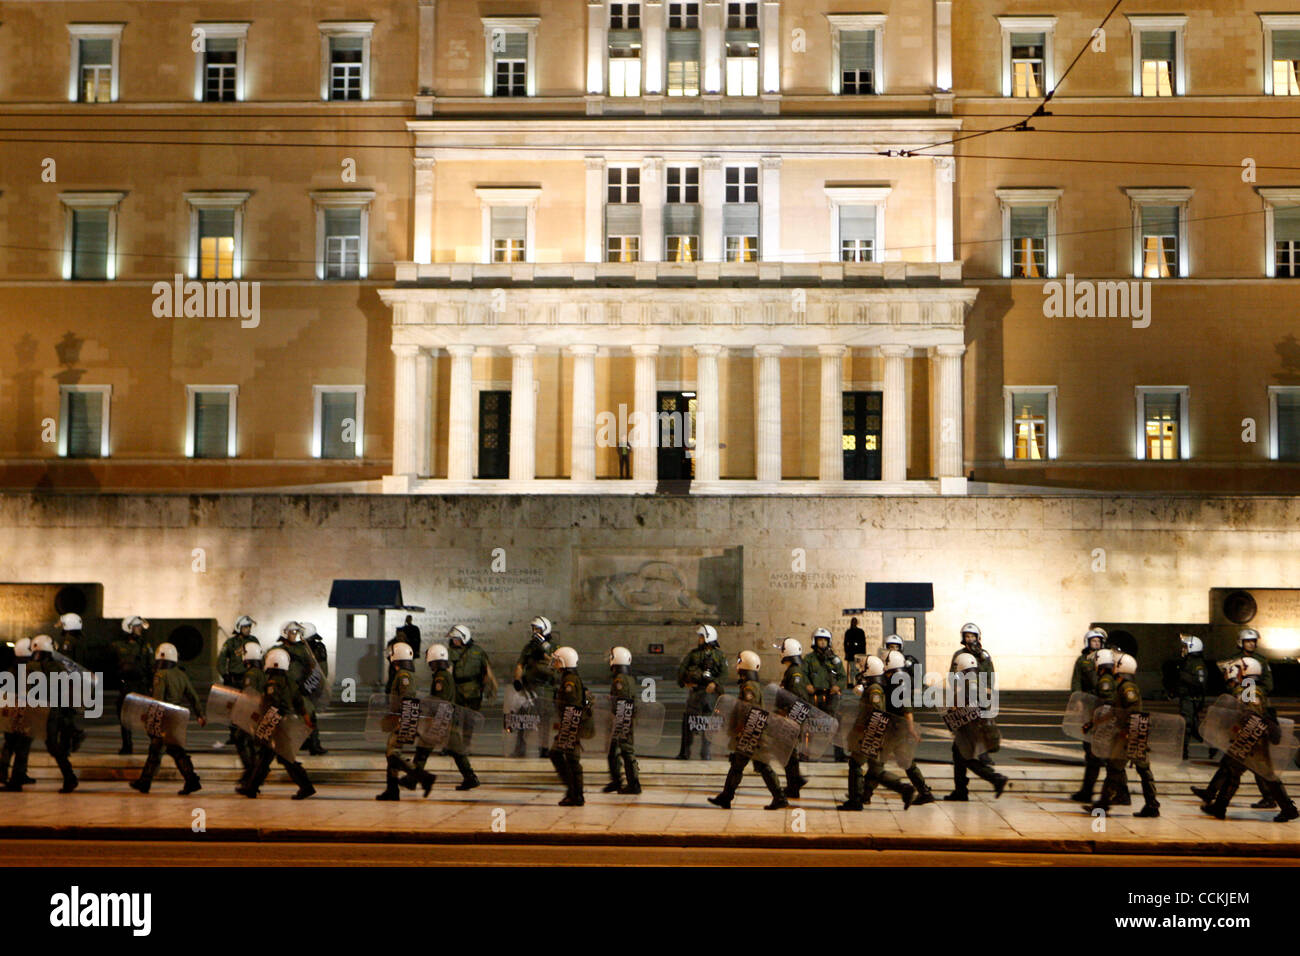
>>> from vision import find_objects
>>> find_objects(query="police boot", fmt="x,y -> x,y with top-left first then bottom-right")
412,746 -> 432,772
1270,782 -> 1298,823
559,757 -> 584,806
175,752 -> 200,796
619,754 -> 642,795
603,747 -> 623,792
131,749 -> 161,794
709,755 -> 745,808
946,748 -> 969,800
377,774 -> 401,800
1203,778 -> 1238,819
238,751 -> 272,798
51,749 -> 78,793
1251,775 -> 1277,809
906,765 -> 934,805
552,752 -> 574,804
700,737 -> 711,761
834,745 -> 849,763
758,762 -> 788,811
784,755 -> 806,798
119,725 -> 133,755
837,767 -> 864,811
453,754 -> 481,791
676,722 -> 692,760
288,762 -> 316,800
2,745 -> 28,791
1071,758 -> 1101,802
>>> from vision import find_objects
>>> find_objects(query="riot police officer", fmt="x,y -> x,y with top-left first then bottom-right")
1088,653 -> 1159,818
301,622 -> 328,755
407,643 -> 481,792
775,637 -> 812,798
234,640 -> 265,792
1171,634 -> 1207,760
550,646 -> 588,806
446,624 -> 496,713
111,616 -> 153,755
708,650 -> 787,810
512,616 -> 556,757
603,646 -> 642,795
1072,645 -> 1116,803
883,634 -> 921,691
238,647 -> 316,800
216,615 -> 258,749
946,650 -> 1008,800
130,643 -> 205,796
863,649 -> 934,804
0,638 -> 35,790
55,613 -> 87,753
376,643 -> 435,801
1069,628 -> 1106,802
838,655 -> 916,811
277,622 -> 326,756
676,624 -> 727,760
806,627 -> 847,761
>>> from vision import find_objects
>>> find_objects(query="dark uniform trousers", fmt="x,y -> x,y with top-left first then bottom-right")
951,742 -> 1006,794
137,736 -> 198,790
246,746 -> 314,796
45,711 -> 79,791
718,752 -> 785,805
0,732 -> 33,788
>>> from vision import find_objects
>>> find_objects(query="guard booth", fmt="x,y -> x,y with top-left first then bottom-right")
328,580 -> 424,694
854,582 -> 934,677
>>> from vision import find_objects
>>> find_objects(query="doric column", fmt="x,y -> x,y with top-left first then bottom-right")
569,344 -> 598,481
508,344 -> 536,482
587,1 -> 606,94
641,156 -> 664,262
934,0 -> 953,91
585,156 -> 606,263
413,157 -> 435,265
418,1 -> 437,95
760,156 -> 782,260
702,155 -> 723,261
754,345 -> 783,482
694,345 -> 722,482
702,0 -> 724,93
761,0 -> 781,93
880,344 -> 909,482
391,344 -> 421,478
934,154 -> 954,262
447,344 -> 476,481
643,0 -> 665,93
415,346 -> 434,476
632,345 -> 659,481
818,345 -> 846,481
932,344 -> 965,478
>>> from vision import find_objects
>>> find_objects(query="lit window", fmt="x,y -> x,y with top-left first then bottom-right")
666,235 -> 699,262
491,206 -> 527,262
1143,391 -> 1182,460
1004,388 -> 1056,460
79,39 -> 113,103
1140,206 -> 1179,278
1271,29 -> 1300,95
1009,205 -> 1048,278
198,209 -> 235,279
1010,33 -> 1045,97
606,236 -> 640,262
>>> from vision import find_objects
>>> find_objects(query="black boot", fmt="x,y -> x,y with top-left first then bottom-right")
709,755 -> 745,808
288,761 -> 316,800
619,753 -> 642,795
758,762 -> 788,810
837,764 -> 864,811
906,765 -> 934,805
119,726 -> 133,756
132,745 -> 162,794
451,754 -> 480,790
175,752 -> 200,796
1071,754 -> 1101,802
604,747 -> 623,792
1271,782 -> 1298,822
568,757 -> 585,806
677,721 -> 692,760
377,775 -> 401,800
1133,765 -> 1159,817
784,755 -> 806,798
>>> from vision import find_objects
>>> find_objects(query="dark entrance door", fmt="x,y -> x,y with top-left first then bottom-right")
656,390 -> 696,480
843,390 -> 882,480
478,390 -> 510,479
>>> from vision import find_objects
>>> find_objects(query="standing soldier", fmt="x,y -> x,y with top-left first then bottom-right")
215,615 -> 258,750
234,640 -> 265,792
407,644 -> 481,792
603,646 -> 642,794
1069,627 -> 1107,802
512,616 -> 556,757
676,624 -> 727,760
112,616 -> 153,755
862,649 -> 934,805
946,651 -> 1008,800
807,627 -> 847,762
1173,634 -> 1207,760
129,643 -> 205,795
1223,628 -> 1273,693
277,622 -> 326,756
376,643 -> 435,801
238,647 -> 316,800
838,655 -> 916,811
0,638 -> 35,791
775,637 -> 812,798
446,624 -> 496,714
708,650 -> 788,810
301,622 -> 329,756
55,613 -> 87,753
1088,653 -> 1159,818
549,646 -> 588,807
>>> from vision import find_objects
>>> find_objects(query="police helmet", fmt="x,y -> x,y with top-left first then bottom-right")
609,646 -> 632,668
1115,653 -> 1138,676
427,643 -> 449,664
242,641 -> 263,664
265,648 -> 291,671
155,642 -> 178,664
59,613 -> 83,632
698,624 -> 719,644
553,646 -> 579,669
776,637 -> 802,660
736,650 -> 762,672
953,651 -> 979,673
447,624 -> 472,645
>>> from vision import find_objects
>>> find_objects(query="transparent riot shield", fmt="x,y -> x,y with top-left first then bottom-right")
762,684 -> 838,760
1200,695 -> 1296,780
366,693 -> 426,747
49,651 -> 100,707
551,701 -> 608,753
417,699 -> 485,755
230,691 -> 311,761
299,654 -> 330,707
711,694 -> 800,767
120,692 -> 189,747
593,697 -> 667,750
838,704 -> 918,770
1062,691 -> 1100,742
1089,705 -> 1184,765
0,703 -> 49,737
206,684 -> 243,726
502,685 -> 552,757
943,704 -> 997,760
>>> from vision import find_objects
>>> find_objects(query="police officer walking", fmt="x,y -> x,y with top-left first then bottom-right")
377,643 -> 435,801
708,650 -> 787,810
838,655 -> 916,811
603,646 -> 642,795
865,649 -> 934,804
407,643 -> 481,792
112,616 -> 153,755
676,624 -> 727,760
512,616 -> 556,757
549,646 -> 588,806
446,624 -> 496,714
130,642 -> 205,796
946,623 -> 1005,800
234,640 -> 265,792
0,638 -> 35,791
1069,627 -> 1106,802
1088,653 -> 1159,818
55,613 -> 87,753
775,637 -> 813,798
238,647 -> 316,800
807,627 -> 847,761
278,622 -> 326,756
215,615 -> 258,749
1171,634 -> 1207,760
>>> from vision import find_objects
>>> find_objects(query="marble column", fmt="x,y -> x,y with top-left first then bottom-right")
818,345 -> 846,481
412,158 -> 435,265
569,344 -> 598,482
508,344 -> 536,482
694,345 -> 722,482
447,344 -> 476,481
932,344 -> 965,478
632,345 -> 659,481
880,344 -> 909,482
415,346 -> 434,476
390,344 -> 421,477
754,345 -> 783,482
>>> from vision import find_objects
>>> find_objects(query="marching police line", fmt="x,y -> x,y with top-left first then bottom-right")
1,613 -> 1295,822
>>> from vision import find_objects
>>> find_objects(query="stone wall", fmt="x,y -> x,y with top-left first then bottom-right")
3,493 -> 1298,689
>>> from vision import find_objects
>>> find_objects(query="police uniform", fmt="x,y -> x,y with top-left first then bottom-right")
131,663 -> 203,795
676,643 -> 727,760
111,634 -> 153,754
947,644 -> 1004,798
778,657 -> 813,798
550,666 -> 587,806
217,632 -> 254,745
862,669 -> 933,804
279,638 -> 325,756
449,641 -> 492,712
1175,650 -> 1207,759
708,669 -> 786,810
513,636 -> 555,757
603,665 -> 642,794
1200,683 -> 1298,822
808,643 -> 847,761
53,629 -> 87,753
1092,673 -> 1159,817
377,662 -> 435,800
1084,667 -> 1130,805
1069,650 -> 1102,802
839,678 -> 915,810
235,662 -> 266,790
240,667 -> 316,799
409,660 -> 480,791
0,649 -> 35,790
305,634 -> 329,753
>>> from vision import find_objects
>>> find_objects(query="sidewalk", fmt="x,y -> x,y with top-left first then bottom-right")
3,754 -> 1299,859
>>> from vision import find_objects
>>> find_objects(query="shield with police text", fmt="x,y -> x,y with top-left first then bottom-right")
762,685 -> 838,760
0,702 -> 49,737
502,685 -> 553,756
1062,691 -> 1100,742
1090,705 -> 1184,765
838,704 -> 918,769
299,654 -> 330,707
711,694 -> 800,767
49,651 -> 100,707
206,684 -> 242,726
229,690 -> 311,760
1199,694 -> 1297,780
120,692 -> 189,747
367,693 -> 427,747
943,704 -> 999,760
593,697 -> 667,749
417,699 -> 484,755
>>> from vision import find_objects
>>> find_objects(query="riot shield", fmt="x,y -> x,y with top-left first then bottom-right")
762,684 -> 838,760
838,704 -> 918,769
593,697 -> 667,750
417,699 -> 485,755
120,692 -> 189,747
1090,705 -> 1184,765
502,685 -> 552,757
299,654 -> 330,707
230,691 -> 311,761
206,684 -> 243,726
366,693 -> 426,747
711,694 -> 800,767
1062,691 -> 1100,742
0,703 -> 50,737
1200,695 -> 1297,780
551,700 -> 608,753
943,704 -> 999,760
49,651 -> 100,705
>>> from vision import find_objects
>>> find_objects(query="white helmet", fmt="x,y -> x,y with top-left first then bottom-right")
884,634 -> 903,649
388,642 -> 414,663
280,621 -> 303,641
862,655 -> 885,677
122,615 -> 149,633
960,623 -> 981,640
953,651 -> 978,672
301,622 -> 318,639
12,638 -> 32,659
776,637 -> 802,659
1084,627 -> 1108,648
31,634 -> 54,655
553,646 -> 579,669
812,627 -> 832,643
447,624 -> 471,645
609,646 -> 632,668
1240,657 -> 1263,679
234,615 -> 256,632
58,613 -> 83,631
155,642 -> 178,663
883,650 -> 907,672
1239,627 -> 1260,647
1095,648 -> 1116,668
1115,653 -> 1138,676
426,644 -> 449,663
242,641 -> 263,664
697,624 -> 718,644
531,616 -> 553,637
265,647 -> 291,671
1180,634 -> 1204,655
736,650 -> 761,672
